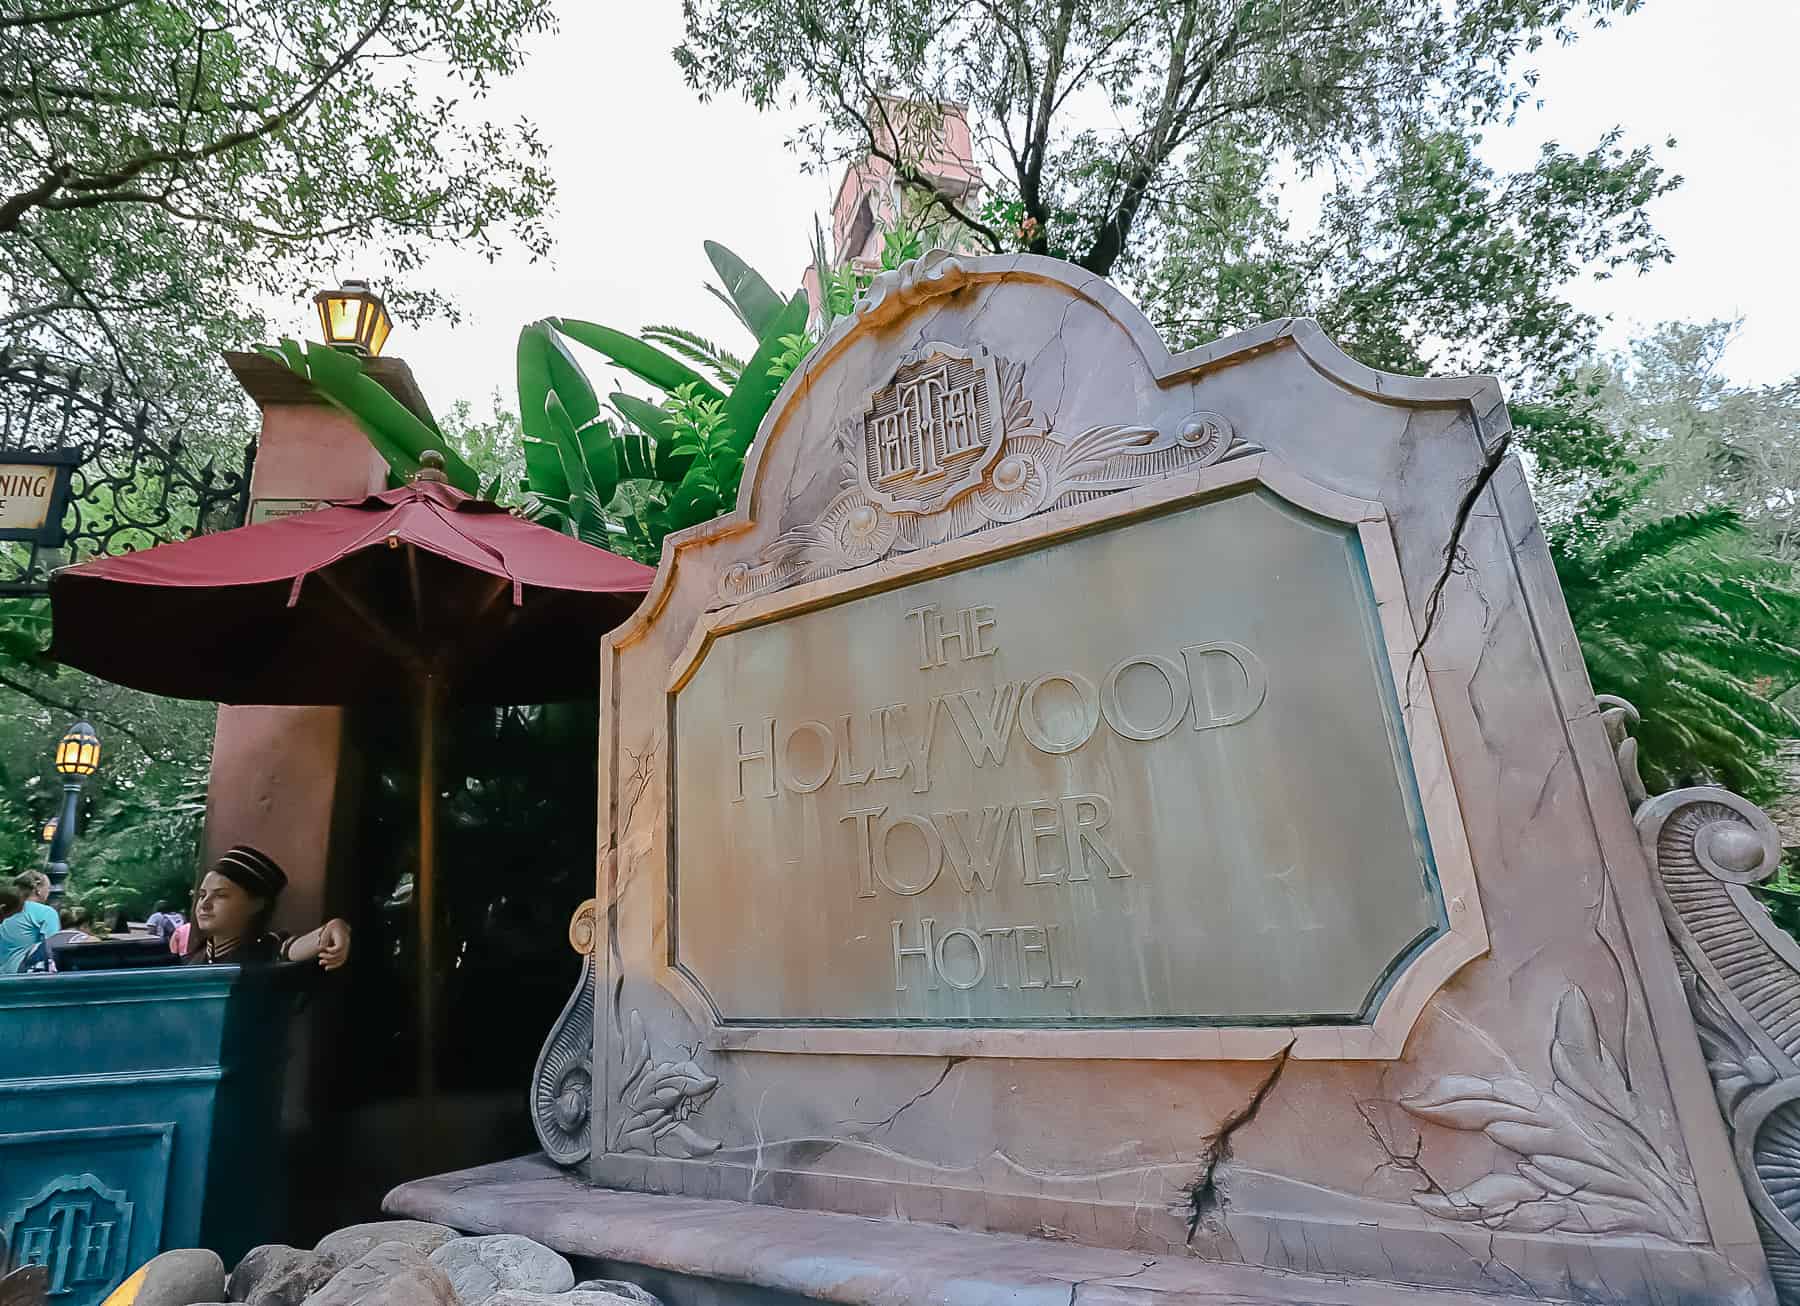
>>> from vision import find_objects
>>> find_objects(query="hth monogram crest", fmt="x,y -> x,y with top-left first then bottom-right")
859,344 -> 1004,513
2,1175 -> 133,1305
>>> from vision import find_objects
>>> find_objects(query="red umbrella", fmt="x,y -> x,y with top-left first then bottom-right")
49,463 -> 654,1090
49,473 -> 652,704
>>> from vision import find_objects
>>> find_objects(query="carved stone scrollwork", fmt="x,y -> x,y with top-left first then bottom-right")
852,250 -> 972,328
611,1006 -> 720,1158
718,336 -> 1253,606
531,899 -> 597,1167
1617,702 -> 1800,1298
1399,984 -> 1705,1239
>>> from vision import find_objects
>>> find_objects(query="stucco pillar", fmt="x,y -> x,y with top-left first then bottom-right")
201,351 -> 432,935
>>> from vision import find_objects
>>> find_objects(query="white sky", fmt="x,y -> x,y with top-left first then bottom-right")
281,0 -> 1799,418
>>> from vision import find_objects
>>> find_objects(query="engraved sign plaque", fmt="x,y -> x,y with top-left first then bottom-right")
857,344 -> 1005,514
671,487 -> 1446,1027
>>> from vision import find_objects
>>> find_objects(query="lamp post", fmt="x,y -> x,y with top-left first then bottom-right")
46,719 -> 100,903
312,278 -> 394,357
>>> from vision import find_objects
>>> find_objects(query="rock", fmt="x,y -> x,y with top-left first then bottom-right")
314,1223 -> 457,1269
427,1237 -> 572,1306
491,1293 -> 646,1306
572,1282 -> 662,1306
230,1246 -> 334,1306
136,1250 -> 226,1306
303,1243 -> 456,1306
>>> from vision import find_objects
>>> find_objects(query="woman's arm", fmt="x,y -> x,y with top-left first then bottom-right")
284,918 -> 352,969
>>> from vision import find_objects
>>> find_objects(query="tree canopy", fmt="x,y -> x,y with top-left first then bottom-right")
0,0 -> 560,913
677,0 -> 1648,277
1125,125 -> 1674,385
1,0 -> 557,431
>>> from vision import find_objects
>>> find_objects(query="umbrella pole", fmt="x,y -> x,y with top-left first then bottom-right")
418,675 -> 439,1102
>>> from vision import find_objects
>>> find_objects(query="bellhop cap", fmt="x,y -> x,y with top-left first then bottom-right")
212,845 -> 288,900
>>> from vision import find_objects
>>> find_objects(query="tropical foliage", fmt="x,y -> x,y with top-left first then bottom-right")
257,337 -> 479,492
293,235 -> 926,567
1515,359 -> 1800,805
1554,502 -> 1800,803
512,240 -> 812,561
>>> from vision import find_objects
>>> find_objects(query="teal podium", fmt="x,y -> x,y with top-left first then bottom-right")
0,965 -> 305,1306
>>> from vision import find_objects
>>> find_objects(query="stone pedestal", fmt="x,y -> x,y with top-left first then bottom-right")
387,1157 -> 1553,1306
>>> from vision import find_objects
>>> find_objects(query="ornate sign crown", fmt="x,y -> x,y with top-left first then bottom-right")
858,344 -> 1005,514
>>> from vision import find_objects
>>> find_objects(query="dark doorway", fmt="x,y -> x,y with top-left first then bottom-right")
285,699 -> 594,1241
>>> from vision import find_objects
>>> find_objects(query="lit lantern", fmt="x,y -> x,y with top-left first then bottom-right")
55,719 -> 101,777
312,278 -> 394,357
41,817 -> 57,842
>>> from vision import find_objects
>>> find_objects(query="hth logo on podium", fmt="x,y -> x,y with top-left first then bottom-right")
3,1175 -> 133,1303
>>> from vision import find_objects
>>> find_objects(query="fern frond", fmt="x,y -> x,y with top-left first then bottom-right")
642,325 -> 745,388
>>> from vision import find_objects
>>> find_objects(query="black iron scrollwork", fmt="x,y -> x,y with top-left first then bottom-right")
0,348 -> 257,594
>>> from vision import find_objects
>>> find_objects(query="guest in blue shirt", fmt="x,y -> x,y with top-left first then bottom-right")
0,870 -> 62,974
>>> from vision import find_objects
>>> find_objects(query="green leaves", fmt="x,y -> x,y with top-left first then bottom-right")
499,241 -> 821,562
518,319 -> 603,503
551,319 -> 725,404
3,0 -> 557,479
703,240 -> 786,338
257,339 -> 478,493
1528,392 -> 1800,804
722,293 -> 810,456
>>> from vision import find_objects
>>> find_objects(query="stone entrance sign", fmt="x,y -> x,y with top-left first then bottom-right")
674,482 -> 1459,1037
556,254 -> 1776,1303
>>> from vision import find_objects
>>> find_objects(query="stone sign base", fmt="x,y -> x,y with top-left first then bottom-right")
386,1157 -> 1554,1306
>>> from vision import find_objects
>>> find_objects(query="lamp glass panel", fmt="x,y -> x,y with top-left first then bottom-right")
369,313 -> 393,357
326,296 -> 361,343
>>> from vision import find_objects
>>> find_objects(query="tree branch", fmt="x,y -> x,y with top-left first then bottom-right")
0,0 -> 138,28
0,1 -> 398,228
854,80 -> 1004,253
22,225 -> 140,393
0,669 -> 158,758
0,163 -> 72,232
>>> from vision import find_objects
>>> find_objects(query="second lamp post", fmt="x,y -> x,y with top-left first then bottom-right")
45,719 -> 100,903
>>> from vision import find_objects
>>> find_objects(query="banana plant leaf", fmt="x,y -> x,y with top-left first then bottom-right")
595,423 -> 658,481
518,320 -> 603,503
722,293 -> 811,456
544,392 -> 616,519
610,393 -> 692,483
553,318 -> 725,404
258,340 -> 478,494
704,240 -> 786,339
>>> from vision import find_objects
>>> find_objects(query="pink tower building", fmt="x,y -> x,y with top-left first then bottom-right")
804,100 -> 985,311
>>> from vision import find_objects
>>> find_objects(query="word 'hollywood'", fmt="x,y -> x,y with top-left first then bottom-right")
726,601 -> 1268,995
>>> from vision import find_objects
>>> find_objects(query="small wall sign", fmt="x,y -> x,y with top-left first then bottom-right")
249,497 -> 322,524
0,450 -> 80,546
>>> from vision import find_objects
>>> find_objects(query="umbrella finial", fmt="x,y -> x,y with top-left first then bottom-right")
413,449 -> 449,484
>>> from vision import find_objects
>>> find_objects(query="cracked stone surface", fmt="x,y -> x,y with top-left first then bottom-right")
388,1158 -> 1560,1305
555,254 -> 1775,1305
